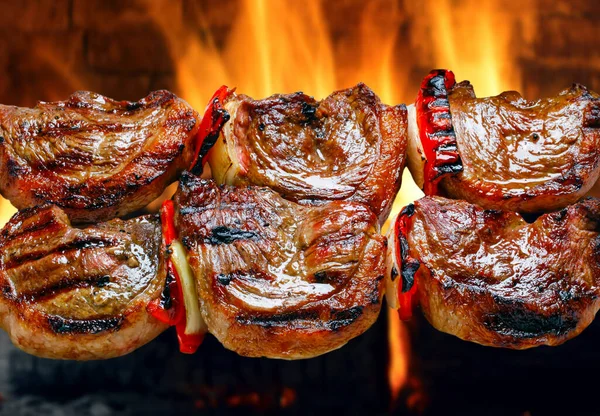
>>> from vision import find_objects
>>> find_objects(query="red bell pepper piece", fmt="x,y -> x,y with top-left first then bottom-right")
147,199 -> 203,354
190,85 -> 233,174
394,205 -> 420,321
416,69 -> 462,196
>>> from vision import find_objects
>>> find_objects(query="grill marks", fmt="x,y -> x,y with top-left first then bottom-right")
209,83 -> 408,224
4,236 -> 117,271
0,90 -> 200,223
405,196 -> 600,348
1,207 -> 121,302
0,204 -> 167,358
174,175 -> 386,359
441,81 -> 600,213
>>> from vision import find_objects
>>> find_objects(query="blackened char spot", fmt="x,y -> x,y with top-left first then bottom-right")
47,315 -> 123,335
328,306 -> 364,331
209,226 -> 259,245
126,101 -> 142,111
483,209 -> 503,222
190,107 -> 231,175
159,267 -> 175,309
427,74 -> 447,97
217,273 -> 233,286
431,98 -> 450,108
301,102 -> 318,122
400,203 -> 415,217
401,259 -> 420,293
435,163 -> 463,175
436,143 -> 457,152
314,271 -> 328,283
483,306 -> 578,339
390,265 -> 398,282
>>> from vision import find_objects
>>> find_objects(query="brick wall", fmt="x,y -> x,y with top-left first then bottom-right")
0,0 -> 597,107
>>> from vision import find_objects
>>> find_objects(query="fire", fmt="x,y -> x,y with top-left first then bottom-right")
0,0 -> 525,408
0,0 -> 418,404
408,0 -> 524,96
0,199 -> 16,227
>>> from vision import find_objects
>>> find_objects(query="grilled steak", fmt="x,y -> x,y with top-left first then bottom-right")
407,70 -> 600,213
173,173 -> 386,359
388,196 -> 600,348
0,90 -> 200,223
0,205 -> 167,360
207,83 -> 408,223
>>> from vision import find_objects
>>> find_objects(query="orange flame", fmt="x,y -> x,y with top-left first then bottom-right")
0,0 -> 528,407
0,2 -> 417,403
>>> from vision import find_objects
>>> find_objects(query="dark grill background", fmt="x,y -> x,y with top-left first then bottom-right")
0,317 -> 390,415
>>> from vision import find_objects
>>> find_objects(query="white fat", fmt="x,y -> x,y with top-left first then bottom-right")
384,215 -> 401,310
171,240 -> 207,335
207,98 -> 242,185
406,104 -> 426,190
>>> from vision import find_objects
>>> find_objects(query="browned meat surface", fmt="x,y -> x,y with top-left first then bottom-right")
0,205 -> 167,360
439,82 -> 600,213
0,90 -> 199,223
392,196 -> 600,348
173,173 -> 386,359
207,83 -> 408,223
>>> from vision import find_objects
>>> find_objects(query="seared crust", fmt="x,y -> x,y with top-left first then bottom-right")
173,173 -> 386,359
208,83 -> 408,223
0,90 -> 199,223
402,196 -> 600,348
441,82 -> 600,213
0,205 -> 167,359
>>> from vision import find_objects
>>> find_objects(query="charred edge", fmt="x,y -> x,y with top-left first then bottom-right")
430,129 -> 456,138
208,226 -> 259,245
399,203 -> 415,218
435,164 -> 463,175
328,306 -> 364,331
190,105 -> 231,175
5,236 -> 117,270
401,259 -> 420,293
437,143 -> 457,152
397,204 -> 419,293
301,102 -> 318,123
47,315 -> 123,335
159,266 -> 175,310
126,102 -> 142,111
129,90 -> 176,111
425,73 -> 449,98
420,71 -> 463,184
236,310 -> 320,328
391,265 -> 399,282
483,307 -> 578,339
555,170 -> 584,191
584,103 -> 600,128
